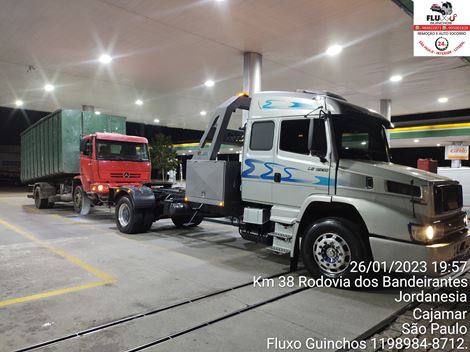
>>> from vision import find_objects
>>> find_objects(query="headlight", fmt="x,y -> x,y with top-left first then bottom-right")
91,183 -> 109,194
409,224 -> 437,243
425,225 -> 434,240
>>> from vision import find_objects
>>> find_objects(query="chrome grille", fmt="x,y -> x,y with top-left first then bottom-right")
110,172 -> 141,179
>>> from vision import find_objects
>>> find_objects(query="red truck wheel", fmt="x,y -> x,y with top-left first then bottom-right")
73,186 -> 91,215
140,211 -> 154,232
115,196 -> 145,234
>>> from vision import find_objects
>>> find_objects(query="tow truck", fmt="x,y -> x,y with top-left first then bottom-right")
114,91 -> 470,278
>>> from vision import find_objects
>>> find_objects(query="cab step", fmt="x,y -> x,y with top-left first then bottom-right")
267,232 -> 292,239
268,246 -> 291,254
268,236 -> 293,255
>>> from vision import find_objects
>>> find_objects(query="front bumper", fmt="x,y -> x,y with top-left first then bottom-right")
370,231 -> 470,275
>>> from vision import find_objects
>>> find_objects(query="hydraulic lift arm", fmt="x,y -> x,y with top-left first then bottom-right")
193,95 -> 251,161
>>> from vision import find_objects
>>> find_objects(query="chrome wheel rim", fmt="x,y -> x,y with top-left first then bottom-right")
118,203 -> 131,227
313,232 -> 351,277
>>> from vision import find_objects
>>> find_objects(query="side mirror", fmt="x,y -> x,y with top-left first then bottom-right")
79,139 -> 86,153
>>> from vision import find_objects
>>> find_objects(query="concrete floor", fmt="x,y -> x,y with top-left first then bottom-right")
0,190 -> 414,352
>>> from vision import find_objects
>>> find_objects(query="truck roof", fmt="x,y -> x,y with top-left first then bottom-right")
94,132 -> 148,144
249,91 -> 392,128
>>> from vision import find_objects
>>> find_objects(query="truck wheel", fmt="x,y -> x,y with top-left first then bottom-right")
34,187 -> 48,209
73,186 -> 91,215
140,211 -> 154,233
190,215 -> 203,226
115,196 -> 144,234
171,214 -> 203,228
301,217 -> 368,279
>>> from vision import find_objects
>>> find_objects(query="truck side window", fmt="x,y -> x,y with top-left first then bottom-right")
280,119 -> 310,154
250,121 -> 274,151
280,119 -> 327,156
83,140 -> 92,157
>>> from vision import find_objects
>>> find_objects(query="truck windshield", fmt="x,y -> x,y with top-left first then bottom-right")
96,140 -> 149,161
332,117 -> 389,162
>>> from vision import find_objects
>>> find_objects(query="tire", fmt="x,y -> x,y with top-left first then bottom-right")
34,187 -> 48,209
73,185 -> 91,215
191,215 -> 203,226
115,196 -> 144,234
140,211 -> 154,233
171,214 -> 203,228
301,217 -> 369,279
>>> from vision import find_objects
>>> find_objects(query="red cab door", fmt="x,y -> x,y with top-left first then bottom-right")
79,137 -> 94,191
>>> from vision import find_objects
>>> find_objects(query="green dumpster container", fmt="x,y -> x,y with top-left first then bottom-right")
20,110 -> 126,183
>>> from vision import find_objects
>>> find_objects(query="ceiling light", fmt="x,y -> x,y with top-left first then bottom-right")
204,80 -> 215,87
15,100 -> 23,107
361,141 -> 367,145
99,54 -> 112,64
414,139 -> 420,143
200,111 -> 207,116
135,99 -> 143,105
95,111 -> 101,115
389,75 -> 402,82
154,118 -> 160,123
437,143 -> 441,146
230,148 -> 234,151
188,150 -> 192,153
326,44 -> 343,56
44,84 -> 54,92
182,153 -> 186,156
438,97 -> 448,103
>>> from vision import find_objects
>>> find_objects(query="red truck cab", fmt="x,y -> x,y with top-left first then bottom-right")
75,132 -> 151,213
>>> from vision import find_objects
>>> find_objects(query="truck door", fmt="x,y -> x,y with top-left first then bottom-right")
241,120 -> 276,204
272,118 -> 330,207
79,137 -> 94,190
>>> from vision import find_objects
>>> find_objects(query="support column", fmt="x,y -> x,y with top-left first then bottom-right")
451,141 -> 463,168
242,52 -> 262,126
82,105 -> 95,112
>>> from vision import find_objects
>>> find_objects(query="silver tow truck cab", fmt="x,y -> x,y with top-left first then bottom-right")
186,90 -> 469,278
